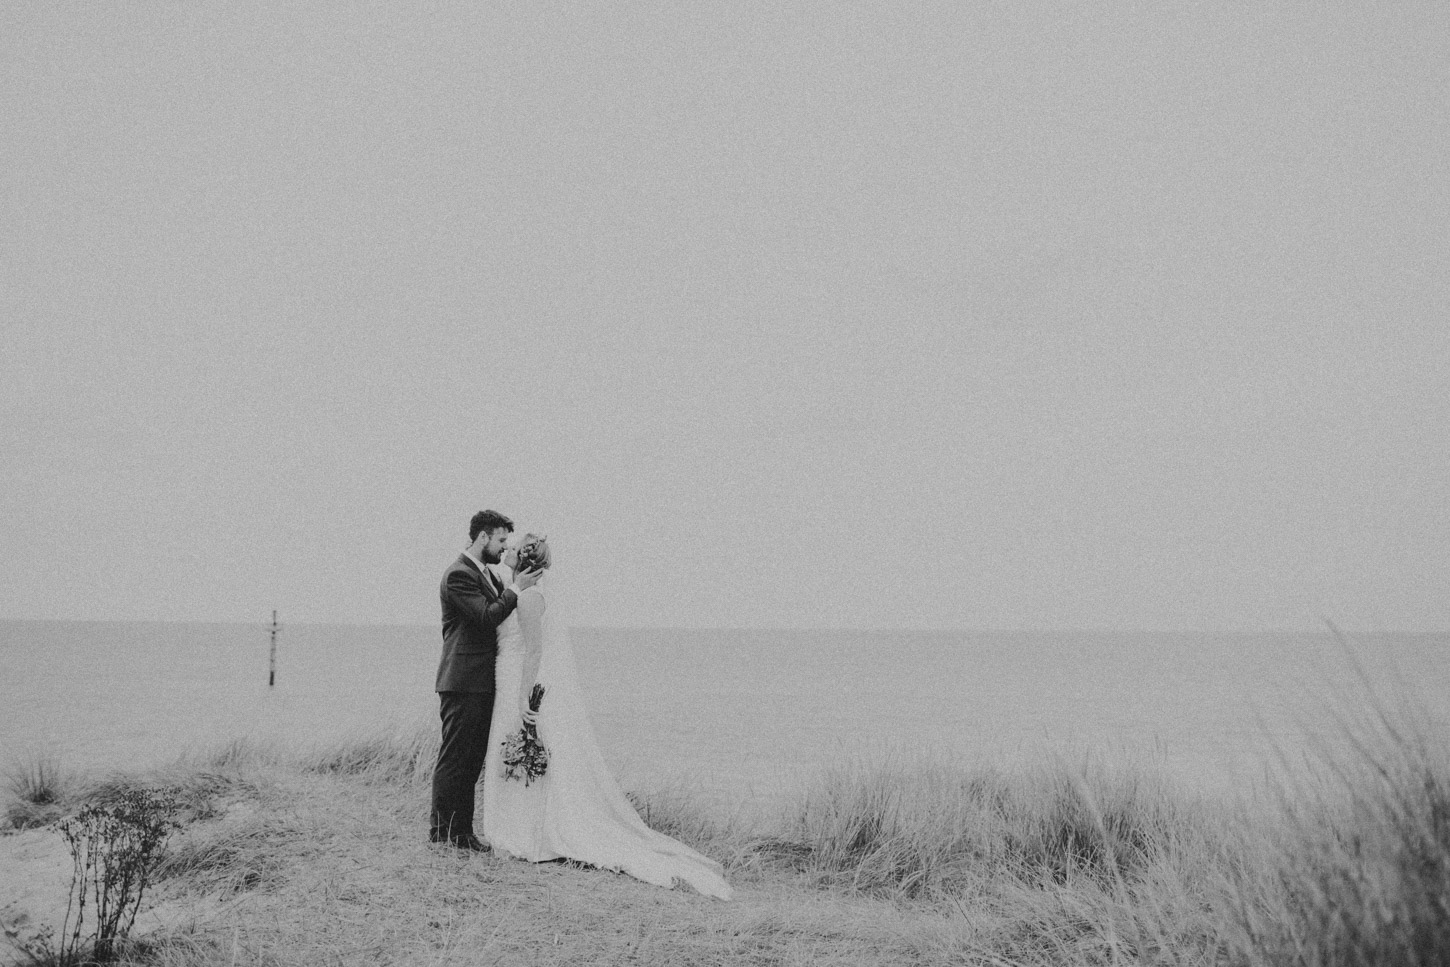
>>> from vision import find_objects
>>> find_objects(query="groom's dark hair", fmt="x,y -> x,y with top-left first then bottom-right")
469,509 -> 514,542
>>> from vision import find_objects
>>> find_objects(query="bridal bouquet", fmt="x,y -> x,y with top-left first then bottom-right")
500,683 -> 549,785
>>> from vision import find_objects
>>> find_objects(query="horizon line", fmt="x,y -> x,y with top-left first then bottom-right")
0,617 -> 1444,636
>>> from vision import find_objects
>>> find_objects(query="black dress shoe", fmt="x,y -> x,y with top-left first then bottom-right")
444,833 -> 490,853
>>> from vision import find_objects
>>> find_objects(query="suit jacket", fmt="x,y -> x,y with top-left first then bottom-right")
435,553 -> 518,693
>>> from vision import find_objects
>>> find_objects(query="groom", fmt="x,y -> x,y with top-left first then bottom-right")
430,508 -> 543,851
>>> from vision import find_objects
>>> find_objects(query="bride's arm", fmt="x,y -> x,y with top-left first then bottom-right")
516,587 -> 546,716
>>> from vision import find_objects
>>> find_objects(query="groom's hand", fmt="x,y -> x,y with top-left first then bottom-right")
514,567 -> 544,590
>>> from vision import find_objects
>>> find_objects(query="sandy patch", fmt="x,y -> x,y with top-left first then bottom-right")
0,826 -> 221,965
0,827 -> 71,962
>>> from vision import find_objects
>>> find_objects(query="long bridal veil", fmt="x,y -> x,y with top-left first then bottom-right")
526,567 -> 732,900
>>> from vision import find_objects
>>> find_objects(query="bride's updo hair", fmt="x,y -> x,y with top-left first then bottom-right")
515,533 -> 551,571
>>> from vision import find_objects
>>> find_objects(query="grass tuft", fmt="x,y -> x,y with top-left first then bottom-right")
779,750 -> 1202,900
998,755 -> 1190,885
624,778 -> 745,857
157,810 -> 311,894
4,753 -> 74,829
1225,674 -> 1450,967
4,752 -> 68,805
186,736 -> 283,771
297,724 -> 438,783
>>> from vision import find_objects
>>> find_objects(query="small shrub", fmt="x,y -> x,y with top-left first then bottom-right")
53,787 -> 182,963
86,771 -> 240,825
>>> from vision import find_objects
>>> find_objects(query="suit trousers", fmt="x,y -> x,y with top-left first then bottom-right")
430,689 -> 495,841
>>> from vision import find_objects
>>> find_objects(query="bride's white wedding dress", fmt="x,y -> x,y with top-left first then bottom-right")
480,568 -> 732,900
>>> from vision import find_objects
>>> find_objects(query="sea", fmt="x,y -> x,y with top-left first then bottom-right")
2,621 -> 1446,807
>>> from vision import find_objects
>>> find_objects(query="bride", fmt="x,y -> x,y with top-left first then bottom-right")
479,534 -> 732,900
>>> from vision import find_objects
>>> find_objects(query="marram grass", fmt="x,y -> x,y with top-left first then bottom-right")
778,748 -> 1213,896
296,723 -> 439,783
5,693 -> 1448,966
3,752 -> 73,829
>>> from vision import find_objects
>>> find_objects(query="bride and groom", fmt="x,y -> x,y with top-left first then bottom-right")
429,509 -> 731,900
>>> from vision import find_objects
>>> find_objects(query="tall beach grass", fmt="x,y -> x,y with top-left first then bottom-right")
5,671 -> 1447,966
1225,670 -> 1450,967
755,673 -> 1450,966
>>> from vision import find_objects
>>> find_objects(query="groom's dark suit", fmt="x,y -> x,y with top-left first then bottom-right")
430,553 -> 518,843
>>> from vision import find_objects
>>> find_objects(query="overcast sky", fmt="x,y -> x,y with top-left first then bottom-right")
3,2 -> 1446,631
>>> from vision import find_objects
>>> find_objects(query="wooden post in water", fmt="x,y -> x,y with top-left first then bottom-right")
267,610 -> 280,687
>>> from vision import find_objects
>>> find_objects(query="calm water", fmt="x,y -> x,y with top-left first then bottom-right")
2,621 -> 1446,805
